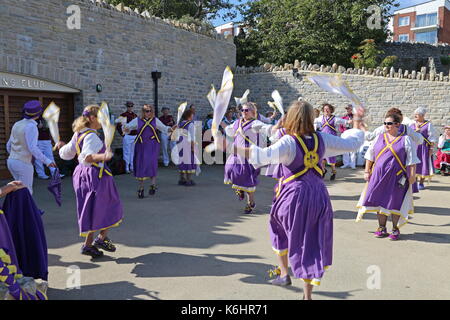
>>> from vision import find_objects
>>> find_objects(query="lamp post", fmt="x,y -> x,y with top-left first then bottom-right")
151,71 -> 162,117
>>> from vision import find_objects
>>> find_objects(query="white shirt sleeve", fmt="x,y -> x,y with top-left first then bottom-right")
225,123 -> 236,138
249,135 -> 296,168
405,136 -> 421,166
59,134 -> 78,161
78,132 -> 104,166
258,114 -> 272,124
188,123 -> 196,142
6,138 -> 11,154
427,122 -> 437,143
314,117 -> 322,131
322,129 -> 365,158
334,116 -> 348,126
405,126 -> 424,145
251,120 -> 274,137
364,140 -> 376,162
123,118 -> 138,131
155,118 -> 169,135
25,122 -> 52,166
438,135 -> 445,149
365,125 -> 385,142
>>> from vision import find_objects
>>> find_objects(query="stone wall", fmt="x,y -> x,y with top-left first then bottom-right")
381,42 -> 450,75
234,70 -> 450,131
0,0 -> 236,122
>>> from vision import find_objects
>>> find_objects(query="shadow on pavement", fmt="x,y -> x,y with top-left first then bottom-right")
400,232 -> 450,244
115,252 -> 272,285
47,281 -> 160,300
414,206 -> 450,216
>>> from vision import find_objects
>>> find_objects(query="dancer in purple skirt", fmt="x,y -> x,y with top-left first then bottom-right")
173,109 -> 200,186
410,107 -> 437,190
357,113 -> 419,240
365,108 -> 423,194
123,104 -> 173,198
314,103 -> 349,180
216,100 -> 365,300
223,102 -> 275,214
58,105 -> 124,258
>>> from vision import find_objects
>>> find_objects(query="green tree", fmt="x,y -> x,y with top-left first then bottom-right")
105,0 -> 240,20
237,0 -> 398,67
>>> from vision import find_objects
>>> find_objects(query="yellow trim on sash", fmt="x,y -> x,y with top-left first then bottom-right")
75,130 -> 112,178
75,130 -> 97,155
134,118 -> 160,144
321,115 -> 338,133
372,133 -> 406,174
275,134 -> 323,198
415,121 -> 432,146
235,119 -> 257,146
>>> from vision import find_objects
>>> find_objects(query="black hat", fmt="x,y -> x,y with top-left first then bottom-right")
125,101 -> 134,107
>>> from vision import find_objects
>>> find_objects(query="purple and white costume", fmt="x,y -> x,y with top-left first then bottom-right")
224,119 -> 273,193
314,115 -> 347,164
59,129 -> 124,237
172,120 -> 201,175
357,133 -> 420,228
409,121 -> 436,179
249,129 -> 364,285
124,117 -> 170,180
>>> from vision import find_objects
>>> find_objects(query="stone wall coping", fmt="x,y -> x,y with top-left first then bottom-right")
234,60 -> 450,83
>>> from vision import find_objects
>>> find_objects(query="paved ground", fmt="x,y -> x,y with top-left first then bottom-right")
2,165 -> 449,300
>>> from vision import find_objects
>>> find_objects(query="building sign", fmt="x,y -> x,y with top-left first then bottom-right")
0,72 -> 80,93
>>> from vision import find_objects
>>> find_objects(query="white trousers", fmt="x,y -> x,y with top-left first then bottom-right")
7,158 -> 34,194
160,132 -> 176,165
343,152 -> 357,168
34,140 -> 56,178
123,134 -> 136,171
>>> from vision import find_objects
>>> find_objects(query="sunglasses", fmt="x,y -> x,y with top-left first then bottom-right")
143,109 -> 152,113
384,122 -> 398,126
242,109 -> 250,113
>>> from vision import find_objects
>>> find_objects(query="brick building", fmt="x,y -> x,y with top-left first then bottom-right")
392,0 -> 450,44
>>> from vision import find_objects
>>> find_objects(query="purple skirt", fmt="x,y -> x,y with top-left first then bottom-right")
2,188 -> 48,280
224,154 -> 260,191
0,210 -> 20,272
72,165 -> 123,237
325,156 -> 336,165
178,149 -> 197,173
416,144 -> 433,178
134,139 -> 160,179
270,178 -> 333,281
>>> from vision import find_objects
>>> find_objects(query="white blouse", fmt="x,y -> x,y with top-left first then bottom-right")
124,117 -> 170,135
59,128 -> 104,166
364,135 -> 420,166
365,125 -> 424,146
314,115 -> 347,131
225,119 -> 274,139
249,129 -> 365,168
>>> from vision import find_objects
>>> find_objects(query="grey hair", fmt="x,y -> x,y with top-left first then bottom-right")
414,107 -> 427,115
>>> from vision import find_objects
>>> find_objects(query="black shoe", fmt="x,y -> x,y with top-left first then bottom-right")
81,245 -> 104,258
138,188 -> 145,199
322,169 -> 327,179
330,172 -> 336,181
178,180 -> 186,186
149,185 -> 157,195
93,236 -> 116,252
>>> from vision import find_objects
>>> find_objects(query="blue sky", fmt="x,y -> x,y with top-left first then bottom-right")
211,0 -> 430,26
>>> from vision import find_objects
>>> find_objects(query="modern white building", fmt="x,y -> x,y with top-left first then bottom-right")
215,22 -> 242,37
390,0 -> 450,44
